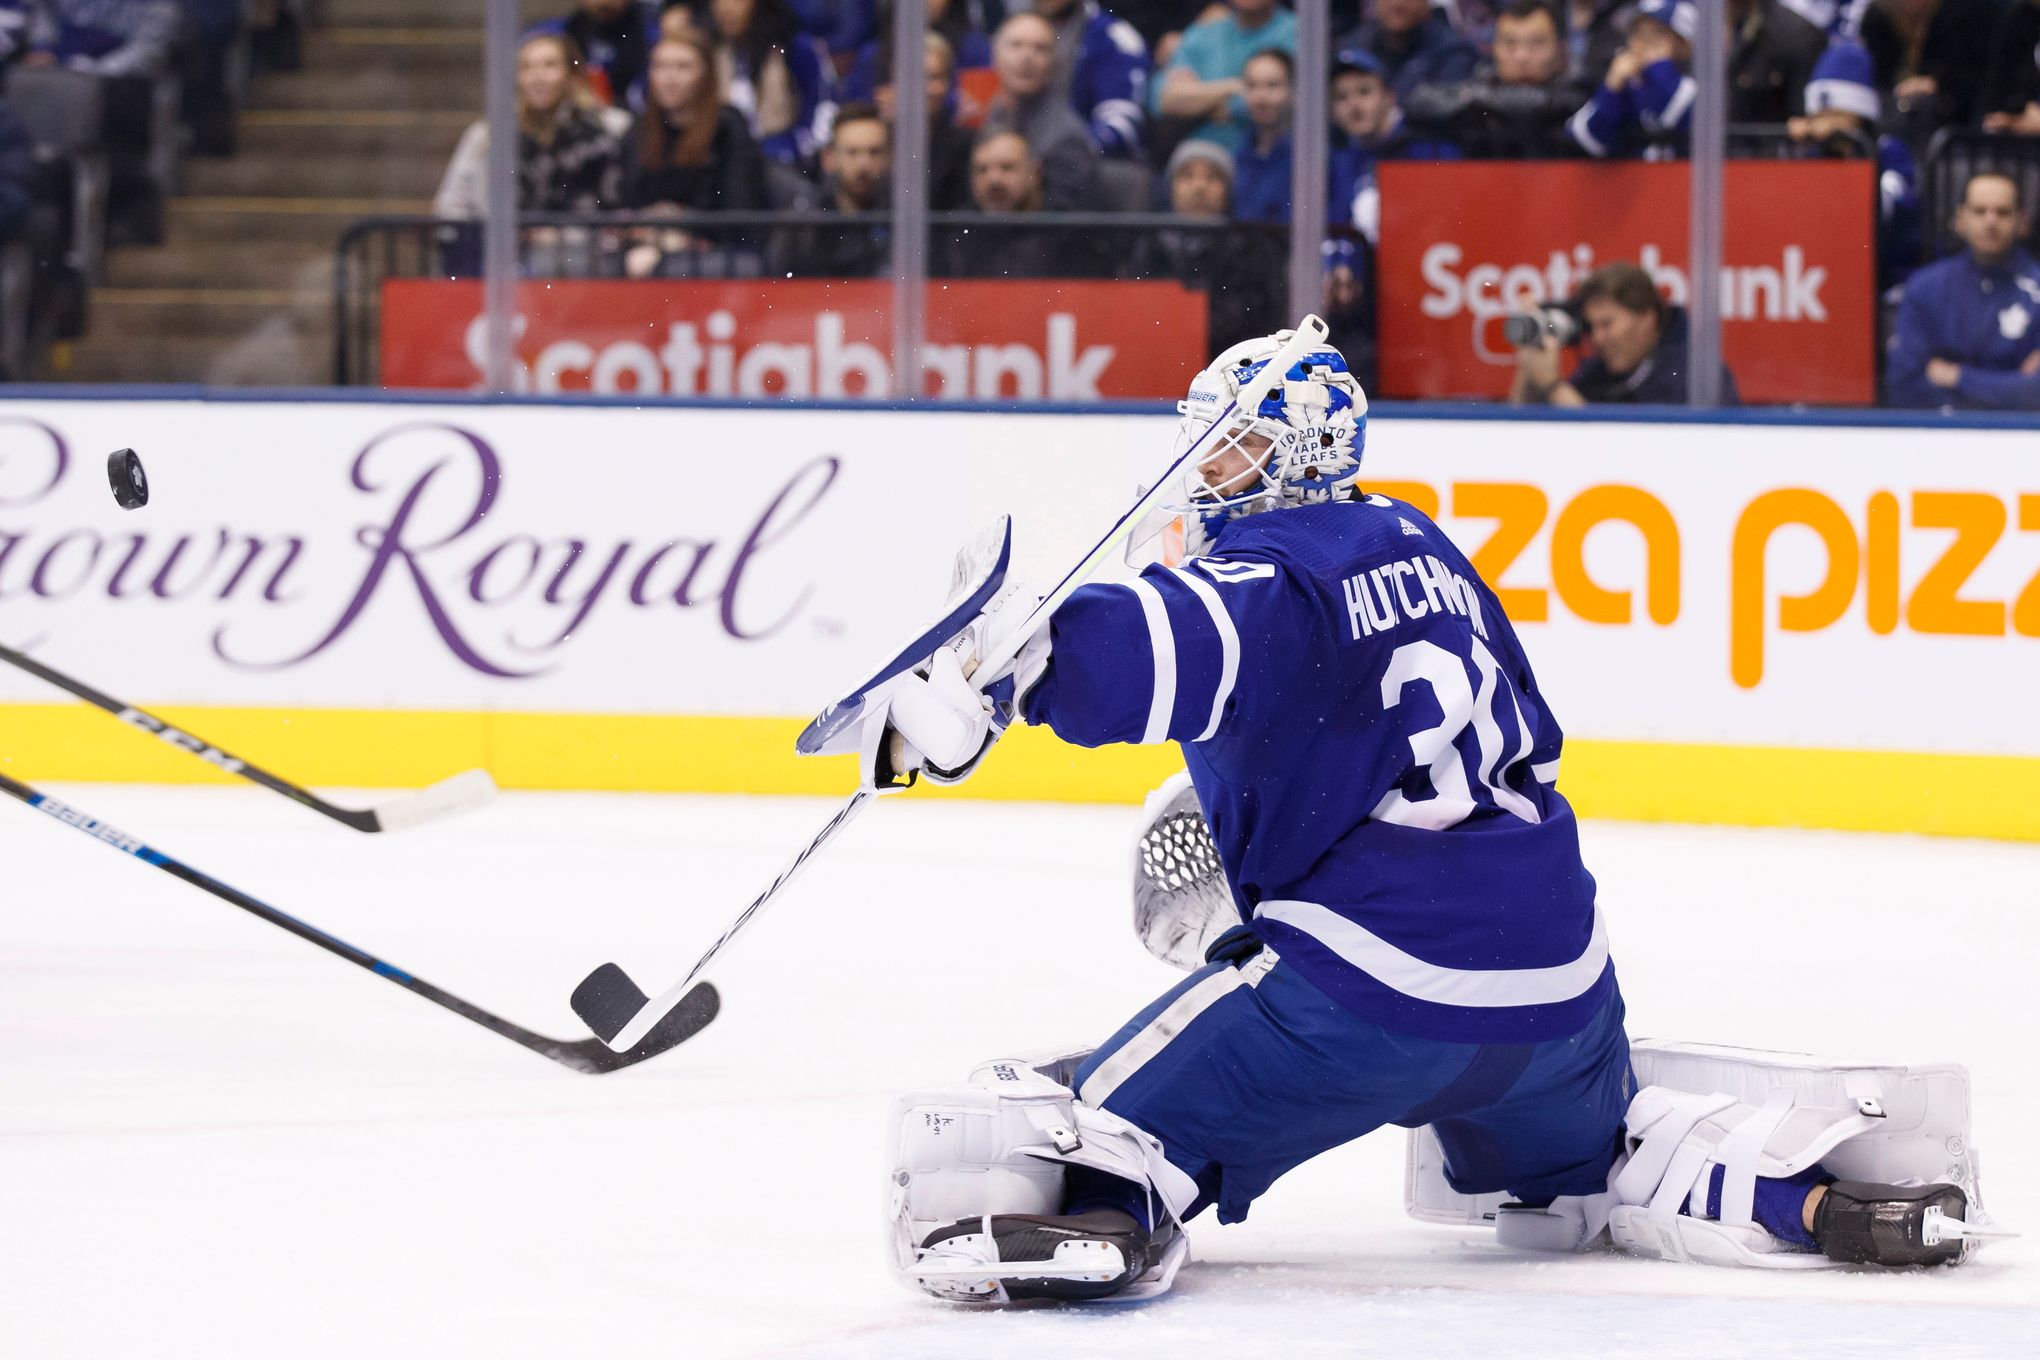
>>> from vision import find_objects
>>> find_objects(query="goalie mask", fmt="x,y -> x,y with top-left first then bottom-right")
1165,332 -> 1368,559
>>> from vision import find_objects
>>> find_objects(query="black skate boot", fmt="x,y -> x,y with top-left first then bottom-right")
917,1209 -> 1168,1302
1811,1181 -> 1974,1266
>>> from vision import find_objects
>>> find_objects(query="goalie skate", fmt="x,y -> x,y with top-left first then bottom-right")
910,1211 -> 1188,1304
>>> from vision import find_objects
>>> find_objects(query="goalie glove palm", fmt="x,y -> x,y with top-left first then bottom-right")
863,647 -> 1012,790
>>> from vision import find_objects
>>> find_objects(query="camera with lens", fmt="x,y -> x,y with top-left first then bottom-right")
1504,301 -> 1581,348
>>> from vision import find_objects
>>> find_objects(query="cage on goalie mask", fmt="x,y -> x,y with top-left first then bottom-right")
1159,334 -> 1368,561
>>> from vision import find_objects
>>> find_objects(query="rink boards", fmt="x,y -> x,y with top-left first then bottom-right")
1,395 -> 2036,841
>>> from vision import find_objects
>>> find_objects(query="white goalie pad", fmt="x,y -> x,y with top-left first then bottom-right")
887,1053 -> 1197,1303
1404,1039 -> 2002,1268
1132,772 -> 1240,972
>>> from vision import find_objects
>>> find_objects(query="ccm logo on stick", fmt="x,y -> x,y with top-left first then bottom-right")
117,708 -> 247,773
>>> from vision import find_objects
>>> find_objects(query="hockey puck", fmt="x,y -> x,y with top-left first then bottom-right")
107,448 -> 148,510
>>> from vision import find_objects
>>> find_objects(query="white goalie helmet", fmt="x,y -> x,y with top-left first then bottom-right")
1163,330 -> 1369,559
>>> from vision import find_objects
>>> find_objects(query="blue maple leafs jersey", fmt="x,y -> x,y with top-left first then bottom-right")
1022,495 -> 1614,1044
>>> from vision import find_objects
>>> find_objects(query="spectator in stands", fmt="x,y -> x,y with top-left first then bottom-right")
980,11 -> 1103,210
0,2 -> 27,67
1980,0 -> 2040,135
908,31 -> 978,211
1570,0 -> 1826,156
435,32 -> 628,219
1886,172 -> 2040,409
1329,48 -> 1460,239
0,89 -> 30,245
1723,0 -> 1825,123
1234,47 -> 1294,223
940,129 -> 1060,276
1788,40 -> 1921,288
788,0 -> 876,71
1862,0 -> 1995,137
1564,0 -> 1636,87
783,99 -> 892,276
838,0 -> 995,105
1566,0 -> 1694,158
1339,0 -> 1479,100
1131,139 -> 1287,347
621,33 -> 767,211
1404,1 -> 1589,157
1152,0 -> 1298,152
19,0 -> 181,240
1115,1 -> 1205,60
534,0 -> 655,109
1321,236 -> 1379,390
1510,260 -> 1740,404
1027,0 -> 1151,162
701,0 -> 833,166
19,0 -> 177,76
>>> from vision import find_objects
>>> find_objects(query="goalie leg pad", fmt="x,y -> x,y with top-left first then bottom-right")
1408,1040 -> 2004,1269
1608,1042 -> 1999,1269
887,1055 -> 1197,1304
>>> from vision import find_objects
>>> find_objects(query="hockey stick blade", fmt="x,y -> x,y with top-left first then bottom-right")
0,770 -> 717,1074
571,962 -> 651,1045
366,768 -> 500,833
0,640 -> 495,834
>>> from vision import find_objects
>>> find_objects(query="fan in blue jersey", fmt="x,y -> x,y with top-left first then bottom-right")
874,332 -> 1998,1304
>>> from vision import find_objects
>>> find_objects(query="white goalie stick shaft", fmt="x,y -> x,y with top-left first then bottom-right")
573,790 -> 874,1051
572,315 -> 1329,1052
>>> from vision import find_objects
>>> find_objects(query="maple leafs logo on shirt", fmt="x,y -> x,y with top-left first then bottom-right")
1999,304 -> 2031,341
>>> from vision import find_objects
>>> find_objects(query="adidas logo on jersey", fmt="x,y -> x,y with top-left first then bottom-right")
1399,518 -> 1423,536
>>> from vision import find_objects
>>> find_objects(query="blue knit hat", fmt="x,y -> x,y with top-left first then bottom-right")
1633,0 -> 1697,39
1805,41 -> 1881,123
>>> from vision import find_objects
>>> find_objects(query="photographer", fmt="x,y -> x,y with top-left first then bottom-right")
1509,261 -> 1739,405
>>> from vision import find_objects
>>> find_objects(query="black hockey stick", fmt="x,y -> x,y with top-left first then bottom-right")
1,771 -> 719,1073
0,640 -> 496,833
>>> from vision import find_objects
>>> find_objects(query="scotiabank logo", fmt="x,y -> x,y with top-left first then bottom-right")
462,309 -> 1120,399
381,279 -> 1208,400
1375,160 -> 1875,404
1421,242 -> 1830,365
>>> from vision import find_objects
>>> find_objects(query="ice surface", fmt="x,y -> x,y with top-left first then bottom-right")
3,787 -> 2033,1359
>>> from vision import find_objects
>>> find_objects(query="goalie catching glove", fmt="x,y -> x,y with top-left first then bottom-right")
861,587 -> 1050,791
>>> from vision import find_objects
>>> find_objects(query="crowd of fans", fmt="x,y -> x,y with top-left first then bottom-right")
0,0 -> 297,377
421,0 -> 2040,409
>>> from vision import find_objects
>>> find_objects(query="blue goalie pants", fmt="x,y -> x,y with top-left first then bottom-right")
1070,950 -> 1634,1226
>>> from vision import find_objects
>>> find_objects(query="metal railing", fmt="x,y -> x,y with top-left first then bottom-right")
334,211 -> 1289,386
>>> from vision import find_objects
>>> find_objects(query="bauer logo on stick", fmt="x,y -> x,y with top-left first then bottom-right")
106,448 -> 149,510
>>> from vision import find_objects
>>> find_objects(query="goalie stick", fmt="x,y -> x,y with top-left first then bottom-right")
1,770 -> 718,1073
570,317 -> 1331,1053
0,641 -> 496,833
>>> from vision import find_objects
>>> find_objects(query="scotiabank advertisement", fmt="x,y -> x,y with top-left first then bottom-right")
1376,161 -> 1877,406
379,279 -> 1208,400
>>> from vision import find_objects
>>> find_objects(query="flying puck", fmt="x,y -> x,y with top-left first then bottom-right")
107,448 -> 149,510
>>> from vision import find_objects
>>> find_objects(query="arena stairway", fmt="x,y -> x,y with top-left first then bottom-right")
48,0 -> 487,386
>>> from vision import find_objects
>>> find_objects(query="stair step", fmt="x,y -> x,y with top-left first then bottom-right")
183,150 -> 452,200
106,240 -> 330,291
313,0 -> 488,29
297,30 -> 490,78
236,110 -> 473,159
86,289 -> 329,339
50,329 -> 332,386
166,197 -> 432,247
251,65 -> 483,112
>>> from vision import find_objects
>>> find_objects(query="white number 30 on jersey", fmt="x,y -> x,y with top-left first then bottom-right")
1372,638 -> 1542,830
